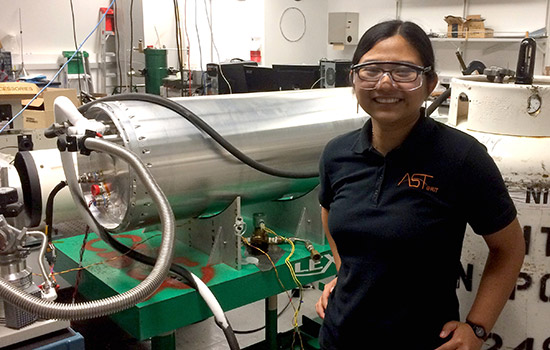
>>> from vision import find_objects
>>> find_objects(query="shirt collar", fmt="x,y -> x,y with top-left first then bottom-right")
351,108 -> 435,156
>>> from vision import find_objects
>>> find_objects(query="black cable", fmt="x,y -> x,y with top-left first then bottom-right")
232,295 -> 294,334
222,324 -> 240,349
87,214 -> 198,290
77,93 -> 319,178
426,87 -> 451,117
72,225 -> 90,303
89,200 -> 241,348
44,181 -> 67,242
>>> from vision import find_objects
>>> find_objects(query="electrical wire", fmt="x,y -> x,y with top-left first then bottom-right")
0,0 -> 116,134
44,181 -> 67,242
241,236 -> 294,301
183,0 -> 192,96
129,0 -> 135,92
42,181 -> 85,274
173,0 -> 186,97
32,233 -> 162,278
310,77 -> 323,89
241,235 -> 304,349
201,0 -> 232,94
71,225 -> 90,303
69,0 -> 83,104
77,93 -> 319,178
264,227 -> 304,349
115,0 -> 123,93
194,0 -> 204,76
232,293 -> 295,334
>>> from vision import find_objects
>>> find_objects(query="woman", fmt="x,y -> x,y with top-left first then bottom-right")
315,20 -> 525,350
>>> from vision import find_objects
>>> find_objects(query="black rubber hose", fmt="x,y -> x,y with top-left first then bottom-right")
426,87 -> 452,117
100,228 -> 198,290
44,181 -> 67,242
77,93 -> 319,179
99,229 -> 244,350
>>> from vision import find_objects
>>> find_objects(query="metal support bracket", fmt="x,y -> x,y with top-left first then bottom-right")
178,197 -> 243,270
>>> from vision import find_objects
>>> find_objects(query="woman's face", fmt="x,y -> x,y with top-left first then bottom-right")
353,35 -> 437,127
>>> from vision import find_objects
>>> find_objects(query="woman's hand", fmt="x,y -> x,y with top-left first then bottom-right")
434,321 -> 484,350
315,277 -> 337,319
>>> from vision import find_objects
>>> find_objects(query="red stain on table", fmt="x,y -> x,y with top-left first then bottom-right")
83,234 -> 216,296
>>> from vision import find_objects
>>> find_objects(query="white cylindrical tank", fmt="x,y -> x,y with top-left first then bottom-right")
449,75 -> 550,349
0,149 -> 76,228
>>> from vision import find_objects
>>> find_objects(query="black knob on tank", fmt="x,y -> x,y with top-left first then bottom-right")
515,37 -> 536,85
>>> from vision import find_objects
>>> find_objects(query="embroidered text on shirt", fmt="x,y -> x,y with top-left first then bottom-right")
397,173 -> 439,193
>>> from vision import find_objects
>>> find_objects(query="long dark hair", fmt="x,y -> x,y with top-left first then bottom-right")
352,20 -> 436,81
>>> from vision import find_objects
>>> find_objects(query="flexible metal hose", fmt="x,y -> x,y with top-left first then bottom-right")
0,137 -> 175,320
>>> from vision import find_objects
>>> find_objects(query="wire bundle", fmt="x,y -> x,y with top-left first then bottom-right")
241,226 -> 305,350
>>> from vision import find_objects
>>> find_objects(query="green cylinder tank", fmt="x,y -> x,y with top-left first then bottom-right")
144,48 -> 168,95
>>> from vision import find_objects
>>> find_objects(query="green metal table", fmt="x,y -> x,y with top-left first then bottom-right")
54,229 -> 335,349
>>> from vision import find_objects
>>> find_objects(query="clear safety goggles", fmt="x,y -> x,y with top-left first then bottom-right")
351,61 -> 432,91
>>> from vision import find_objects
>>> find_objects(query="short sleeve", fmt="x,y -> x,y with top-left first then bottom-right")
318,147 -> 334,210
459,141 -> 517,235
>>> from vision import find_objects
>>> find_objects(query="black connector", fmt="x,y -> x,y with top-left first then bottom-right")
77,130 -> 97,156
56,130 -> 96,156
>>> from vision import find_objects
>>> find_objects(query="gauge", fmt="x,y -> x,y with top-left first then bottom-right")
527,92 -> 542,116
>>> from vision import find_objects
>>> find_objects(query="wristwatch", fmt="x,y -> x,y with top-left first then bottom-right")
465,320 -> 489,341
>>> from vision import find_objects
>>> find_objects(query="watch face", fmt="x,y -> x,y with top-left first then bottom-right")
467,321 -> 487,340
474,327 -> 485,337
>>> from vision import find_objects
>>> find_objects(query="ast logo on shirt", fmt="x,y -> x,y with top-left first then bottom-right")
398,173 -> 439,193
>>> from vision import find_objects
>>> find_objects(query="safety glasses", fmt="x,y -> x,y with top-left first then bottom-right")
351,61 -> 432,91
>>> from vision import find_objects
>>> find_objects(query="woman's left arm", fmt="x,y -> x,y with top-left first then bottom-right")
436,217 -> 525,350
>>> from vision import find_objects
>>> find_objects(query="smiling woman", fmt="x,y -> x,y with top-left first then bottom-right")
315,20 -> 525,350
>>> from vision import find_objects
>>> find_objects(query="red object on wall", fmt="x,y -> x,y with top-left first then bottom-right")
250,50 -> 261,63
99,7 -> 115,33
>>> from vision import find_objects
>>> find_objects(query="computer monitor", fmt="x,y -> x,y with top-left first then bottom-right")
320,59 -> 352,88
206,61 -> 258,94
272,64 -> 321,90
243,65 -> 278,92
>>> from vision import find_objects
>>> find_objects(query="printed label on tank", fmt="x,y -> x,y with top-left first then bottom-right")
458,189 -> 550,350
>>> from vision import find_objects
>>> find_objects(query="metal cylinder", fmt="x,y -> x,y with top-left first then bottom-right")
75,88 -> 367,232
449,76 -> 550,349
144,48 -> 168,95
448,75 -> 550,137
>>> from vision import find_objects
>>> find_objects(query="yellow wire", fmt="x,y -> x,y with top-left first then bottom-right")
241,236 -> 303,334
263,227 -> 304,349
241,236 -> 293,300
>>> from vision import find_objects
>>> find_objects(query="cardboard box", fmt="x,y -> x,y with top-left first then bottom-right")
0,82 -> 40,130
0,82 -> 39,99
444,15 -> 465,38
22,88 -> 80,129
464,15 -> 491,38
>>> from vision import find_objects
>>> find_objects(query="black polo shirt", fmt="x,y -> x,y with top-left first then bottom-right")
318,113 -> 517,350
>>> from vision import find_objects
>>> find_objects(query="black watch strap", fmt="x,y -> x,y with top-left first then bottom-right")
465,320 -> 489,341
